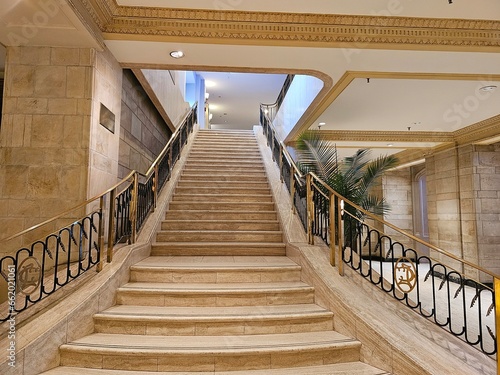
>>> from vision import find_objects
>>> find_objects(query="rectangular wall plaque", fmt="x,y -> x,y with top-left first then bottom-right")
99,103 -> 115,133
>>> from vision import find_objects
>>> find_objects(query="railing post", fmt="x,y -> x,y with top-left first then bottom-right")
279,145 -> 284,183
337,196 -> 344,276
107,188 -> 116,263
96,196 -> 106,272
271,131 -> 275,161
153,164 -> 159,210
494,277 -> 500,375
290,172 -> 296,214
130,173 -> 139,244
329,192 -> 335,267
306,174 -> 314,245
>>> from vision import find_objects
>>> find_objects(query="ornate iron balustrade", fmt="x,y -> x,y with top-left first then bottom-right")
0,103 -> 197,322
259,105 -> 500,360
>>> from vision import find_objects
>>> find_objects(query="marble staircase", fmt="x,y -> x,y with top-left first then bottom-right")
41,129 -> 388,375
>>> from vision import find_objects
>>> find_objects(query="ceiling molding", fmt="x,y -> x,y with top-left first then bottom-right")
76,0 -> 500,50
454,114 -> 500,145
319,130 -> 454,143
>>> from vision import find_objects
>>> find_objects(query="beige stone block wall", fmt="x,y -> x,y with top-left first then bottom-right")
141,69 -> 190,128
0,46 -> 94,255
119,70 -> 172,178
87,49 -> 122,199
382,169 -> 413,259
426,149 -> 464,271
470,143 -> 500,279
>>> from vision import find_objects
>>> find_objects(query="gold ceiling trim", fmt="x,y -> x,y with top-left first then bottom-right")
454,114 -> 500,145
319,130 -> 454,143
287,70 -> 500,145
77,0 -> 500,50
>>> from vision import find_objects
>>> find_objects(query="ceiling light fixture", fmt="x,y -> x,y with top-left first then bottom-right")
387,144 -> 393,147
169,50 -> 184,59
479,85 -> 497,92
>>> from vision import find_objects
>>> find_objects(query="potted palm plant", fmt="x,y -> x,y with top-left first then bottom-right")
294,130 -> 398,253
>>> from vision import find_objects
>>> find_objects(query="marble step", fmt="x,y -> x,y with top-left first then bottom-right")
187,152 -> 262,161
183,166 -> 265,174
191,144 -> 259,150
184,164 -> 265,172
156,230 -> 283,243
41,362 -> 390,375
151,242 -> 286,256
161,219 -> 280,231
180,170 -> 267,178
180,174 -> 268,182
191,145 -> 260,151
93,304 -> 333,336
59,331 -> 361,372
116,281 -> 315,306
164,210 -> 277,221
175,186 -> 271,195
129,256 -> 300,283
171,193 -> 273,203
168,201 -> 275,211
176,180 -> 269,189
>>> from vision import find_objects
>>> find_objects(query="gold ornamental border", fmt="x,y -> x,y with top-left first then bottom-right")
74,0 -> 500,50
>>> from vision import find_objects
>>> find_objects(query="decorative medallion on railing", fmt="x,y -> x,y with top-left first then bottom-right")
17,257 -> 42,296
394,257 -> 417,294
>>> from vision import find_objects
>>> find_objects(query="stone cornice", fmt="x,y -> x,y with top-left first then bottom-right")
454,114 -> 500,145
319,130 -> 454,143
76,0 -> 500,50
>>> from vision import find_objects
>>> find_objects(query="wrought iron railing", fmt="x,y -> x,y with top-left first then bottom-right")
0,103 -> 197,323
260,105 -> 500,361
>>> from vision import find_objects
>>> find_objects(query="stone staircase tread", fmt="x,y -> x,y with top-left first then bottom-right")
132,256 -> 299,269
61,331 -> 359,355
119,281 -> 313,293
95,304 -> 333,321
41,362 -> 389,374
157,230 -> 283,235
173,193 -> 273,198
152,242 -> 286,247
162,219 -> 279,224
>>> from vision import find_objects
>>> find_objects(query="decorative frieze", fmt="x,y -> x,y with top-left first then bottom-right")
76,0 -> 500,50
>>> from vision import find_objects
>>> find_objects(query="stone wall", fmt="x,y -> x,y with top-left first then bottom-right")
426,149 -> 464,270
87,48 -> 122,199
471,143 -> 500,277
0,47 -> 94,252
119,70 -> 172,178
382,168 -> 413,258
0,46 -> 123,255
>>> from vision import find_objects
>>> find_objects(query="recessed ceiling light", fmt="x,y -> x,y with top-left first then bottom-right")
479,85 -> 497,92
319,122 -> 326,126
205,80 -> 216,88
169,50 -> 184,59
387,144 -> 393,147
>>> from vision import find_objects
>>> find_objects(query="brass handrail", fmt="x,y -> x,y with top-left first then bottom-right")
2,103 -> 198,245
309,171 -> 500,279
262,103 -> 500,360
0,170 -> 136,243
146,105 -> 196,177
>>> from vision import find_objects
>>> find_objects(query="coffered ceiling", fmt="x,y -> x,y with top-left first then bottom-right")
1,0 -> 499,162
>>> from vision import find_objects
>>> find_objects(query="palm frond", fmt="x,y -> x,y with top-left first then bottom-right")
359,195 -> 391,216
357,154 -> 399,196
295,130 -> 338,180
